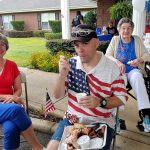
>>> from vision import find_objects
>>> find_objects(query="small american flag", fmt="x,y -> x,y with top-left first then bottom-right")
44,91 -> 55,118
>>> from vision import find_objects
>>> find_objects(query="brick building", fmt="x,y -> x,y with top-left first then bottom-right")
0,0 -> 97,31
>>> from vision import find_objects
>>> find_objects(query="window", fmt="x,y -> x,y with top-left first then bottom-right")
41,12 -> 59,30
2,15 -> 13,30
81,11 -> 88,17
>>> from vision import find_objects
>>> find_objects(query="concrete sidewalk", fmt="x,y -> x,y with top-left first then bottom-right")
19,67 -> 150,150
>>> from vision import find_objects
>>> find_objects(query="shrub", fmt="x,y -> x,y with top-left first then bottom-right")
33,30 -> 50,37
109,1 -> 133,21
46,39 -> 75,55
44,32 -> 62,40
11,21 -> 24,31
48,20 -> 62,33
97,41 -> 110,54
30,51 -> 73,72
7,31 -> 33,38
84,10 -> 97,29
30,51 -> 52,72
49,51 -> 73,73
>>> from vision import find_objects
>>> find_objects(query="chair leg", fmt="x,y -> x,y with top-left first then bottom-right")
112,135 -> 116,150
127,91 -> 136,100
112,107 -> 119,150
25,83 -> 29,115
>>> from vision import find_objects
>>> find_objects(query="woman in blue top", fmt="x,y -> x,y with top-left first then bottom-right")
106,18 -> 150,132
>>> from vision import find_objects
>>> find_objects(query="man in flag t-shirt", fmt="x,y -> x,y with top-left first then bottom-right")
47,24 -> 128,150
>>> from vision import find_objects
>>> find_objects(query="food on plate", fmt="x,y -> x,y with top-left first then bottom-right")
90,137 -> 103,149
74,123 -> 86,129
77,135 -> 90,149
65,123 -> 105,149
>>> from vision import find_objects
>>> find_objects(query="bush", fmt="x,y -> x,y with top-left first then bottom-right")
30,51 -> 52,72
44,32 -> 62,40
7,31 -> 33,38
46,39 -> 75,55
84,10 -> 97,29
11,21 -> 24,31
30,51 -> 73,72
48,20 -> 62,33
97,41 -> 110,54
33,30 -> 50,37
109,1 -> 133,21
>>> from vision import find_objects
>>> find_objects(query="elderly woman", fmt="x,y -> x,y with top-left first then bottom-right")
0,34 -> 44,150
105,18 -> 150,132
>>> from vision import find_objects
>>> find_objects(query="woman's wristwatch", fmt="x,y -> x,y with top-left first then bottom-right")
99,98 -> 107,108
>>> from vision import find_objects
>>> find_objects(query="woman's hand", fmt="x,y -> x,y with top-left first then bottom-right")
130,58 -> 144,67
59,55 -> 70,79
13,97 -> 25,106
117,61 -> 126,74
78,95 -> 100,108
3,95 -> 24,106
3,95 -> 16,103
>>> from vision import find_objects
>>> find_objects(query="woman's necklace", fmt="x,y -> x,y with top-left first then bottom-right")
120,37 -> 133,61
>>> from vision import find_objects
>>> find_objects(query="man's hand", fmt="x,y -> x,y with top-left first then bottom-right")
117,60 -> 126,74
78,95 -> 100,108
59,55 -> 70,79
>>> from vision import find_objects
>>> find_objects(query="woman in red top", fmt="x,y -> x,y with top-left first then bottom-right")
0,34 -> 44,150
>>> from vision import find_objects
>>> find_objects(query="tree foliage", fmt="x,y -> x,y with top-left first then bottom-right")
109,1 -> 133,20
84,10 -> 97,28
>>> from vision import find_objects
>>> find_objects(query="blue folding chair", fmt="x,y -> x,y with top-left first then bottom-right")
96,27 -> 102,36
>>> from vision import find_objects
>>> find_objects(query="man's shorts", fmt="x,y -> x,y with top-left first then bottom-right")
51,118 -> 71,141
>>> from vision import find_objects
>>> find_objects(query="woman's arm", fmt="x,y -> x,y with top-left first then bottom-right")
13,75 -> 22,97
0,74 -> 24,105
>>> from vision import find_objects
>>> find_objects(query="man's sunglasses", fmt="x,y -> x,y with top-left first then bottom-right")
71,29 -> 95,37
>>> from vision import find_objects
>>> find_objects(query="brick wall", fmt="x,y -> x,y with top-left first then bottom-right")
15,12 -> 38,31
97,0 -> 116,28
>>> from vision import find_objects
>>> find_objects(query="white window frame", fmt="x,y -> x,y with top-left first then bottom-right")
2,15 -> 13,30
41,13 -> 56,30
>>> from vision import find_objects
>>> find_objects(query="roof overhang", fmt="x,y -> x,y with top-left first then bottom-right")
0,5 -> 97,14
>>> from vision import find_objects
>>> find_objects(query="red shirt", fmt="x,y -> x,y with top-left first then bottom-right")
0,59 -> 19,95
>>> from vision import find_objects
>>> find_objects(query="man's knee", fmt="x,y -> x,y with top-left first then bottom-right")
47,140 -> 60,150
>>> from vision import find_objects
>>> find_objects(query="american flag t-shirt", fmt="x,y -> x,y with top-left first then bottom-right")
65,57 -> 127,120
44,92 -> 55,118
68,58 -> 90,96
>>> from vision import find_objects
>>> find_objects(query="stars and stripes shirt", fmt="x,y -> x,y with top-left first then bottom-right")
65,53 -> 128,128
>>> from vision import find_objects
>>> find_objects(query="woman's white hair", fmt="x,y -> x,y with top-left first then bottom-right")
117,18 -> 134,31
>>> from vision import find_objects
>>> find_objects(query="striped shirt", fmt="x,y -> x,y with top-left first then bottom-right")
65,53 -> 127,128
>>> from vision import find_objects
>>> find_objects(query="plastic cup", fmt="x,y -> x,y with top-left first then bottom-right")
77,135 -> 90,149
76,93 -> 86,103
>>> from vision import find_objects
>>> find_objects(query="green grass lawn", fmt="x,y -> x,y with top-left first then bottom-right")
5,37 -> 48,67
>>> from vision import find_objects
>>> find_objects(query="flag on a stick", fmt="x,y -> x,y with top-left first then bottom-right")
44,91 -> 55,118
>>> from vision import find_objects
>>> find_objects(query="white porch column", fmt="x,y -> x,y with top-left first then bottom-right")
132,0 -> 146,39
61,0 -> 70,39
132,9 -> 146,38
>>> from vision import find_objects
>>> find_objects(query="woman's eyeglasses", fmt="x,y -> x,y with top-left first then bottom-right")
71,29 -> 95,37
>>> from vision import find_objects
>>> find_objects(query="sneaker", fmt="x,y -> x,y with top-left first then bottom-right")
120,119 -> 127,130
143,115 -> 150,133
